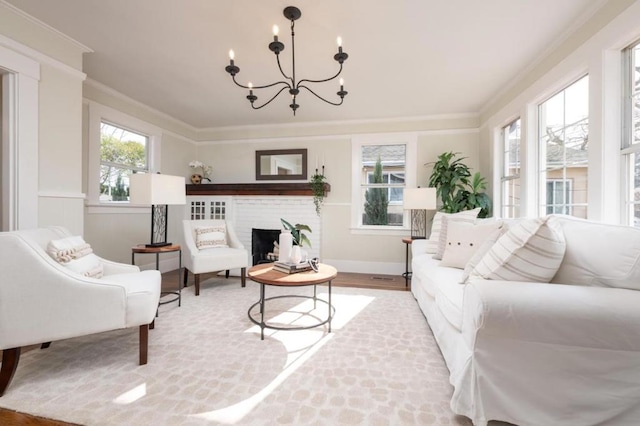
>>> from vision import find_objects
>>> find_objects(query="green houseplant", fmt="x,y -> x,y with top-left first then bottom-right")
280,218 -> 312,247
427,151 -> 491,218
309,173 -> 327,216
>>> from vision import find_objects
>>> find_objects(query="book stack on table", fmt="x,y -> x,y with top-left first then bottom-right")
273,261 -> 312,274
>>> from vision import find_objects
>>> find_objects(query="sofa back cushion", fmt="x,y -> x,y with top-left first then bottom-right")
551,215 -> 640,290
471,216 -> 566,283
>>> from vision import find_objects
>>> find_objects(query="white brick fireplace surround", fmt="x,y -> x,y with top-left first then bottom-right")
185,195 -> 321,266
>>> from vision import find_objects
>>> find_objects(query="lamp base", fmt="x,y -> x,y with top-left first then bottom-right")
145,242 -> 172,248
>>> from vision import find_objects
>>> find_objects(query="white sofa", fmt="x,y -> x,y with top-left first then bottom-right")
0,226 -> 161,396
411,214 -> 640,426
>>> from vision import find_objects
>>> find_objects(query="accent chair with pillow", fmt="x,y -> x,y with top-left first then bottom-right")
182,219 -> 248,295
410,214 -> 640,425
0,226 -> 161,397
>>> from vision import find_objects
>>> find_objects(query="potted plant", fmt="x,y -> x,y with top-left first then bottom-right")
280,218 -> 312,247
309,173 -> 327,216
427,152 -> 491,218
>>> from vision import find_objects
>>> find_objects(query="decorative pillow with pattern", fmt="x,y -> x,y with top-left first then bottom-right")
433,211 -> 481,260
427,208 -> 481,258
195,225 -> 228,249
471,216 -> 566,283
47,236 -> 104,278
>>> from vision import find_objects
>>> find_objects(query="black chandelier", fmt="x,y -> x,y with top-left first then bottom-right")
224,6 -> 348,115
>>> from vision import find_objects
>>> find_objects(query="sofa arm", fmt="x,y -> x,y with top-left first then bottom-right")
100,257 -> 140,275
411,239 -> 432,257
462,280 -> 640,351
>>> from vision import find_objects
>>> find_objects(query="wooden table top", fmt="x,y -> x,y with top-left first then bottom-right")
248,263 -> 338,286
131,244 -> 181,254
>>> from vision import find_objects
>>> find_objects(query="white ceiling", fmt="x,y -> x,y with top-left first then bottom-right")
6,0 -> 603,129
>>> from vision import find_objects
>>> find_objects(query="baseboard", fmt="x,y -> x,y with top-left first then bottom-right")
322,259 -> 404,276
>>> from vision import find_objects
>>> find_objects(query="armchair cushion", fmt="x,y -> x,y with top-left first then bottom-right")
195,225 -> 228,249
46,235 -> 103,278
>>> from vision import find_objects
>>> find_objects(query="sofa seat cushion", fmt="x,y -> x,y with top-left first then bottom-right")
433,273 -> 466,331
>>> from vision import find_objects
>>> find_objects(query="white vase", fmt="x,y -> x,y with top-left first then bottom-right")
278,230 -> 293,263
290,245 -> 302,264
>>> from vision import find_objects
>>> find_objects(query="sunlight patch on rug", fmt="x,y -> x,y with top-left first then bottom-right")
113,383 -> 146,405
192,293 -> 374,424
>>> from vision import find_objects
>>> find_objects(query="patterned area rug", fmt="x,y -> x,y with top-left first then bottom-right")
0,278 -> 474,425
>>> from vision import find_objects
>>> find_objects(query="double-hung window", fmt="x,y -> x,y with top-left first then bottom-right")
352,134 -> 417,233
622,40 -> 640,227
87,102 -> 161,210
500,118 -> 521,218
99,122 -> 148,202
538,76 -> 589,218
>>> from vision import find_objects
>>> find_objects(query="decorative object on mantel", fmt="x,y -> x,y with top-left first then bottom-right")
224,6 -> 348,115
427,152 -> 492,218
309,165 -> 328,216
189,160 -> 212,184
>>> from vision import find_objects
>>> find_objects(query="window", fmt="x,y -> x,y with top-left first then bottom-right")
87,102 -> 161,210
538,76 -> 589,218
351,134 -> 417,234
99,122 -> 148,202
622,41 -> 640,227
501,118 -> 521,218
546,179 -> 573,214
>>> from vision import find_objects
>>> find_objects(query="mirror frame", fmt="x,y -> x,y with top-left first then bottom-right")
255,149 -> 308,181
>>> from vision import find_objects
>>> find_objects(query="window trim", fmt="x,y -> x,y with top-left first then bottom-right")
351,133 -> 417,235
87,101 -> 162,213
622,40 -> 640,226
500,118 -> 521,218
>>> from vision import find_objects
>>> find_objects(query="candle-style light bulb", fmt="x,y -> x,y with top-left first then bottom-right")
273,25 -> 279,36
339,78 -> 344,90
337,36 -> 343,54
229,49 -> 235,60
248,82 -> 253,95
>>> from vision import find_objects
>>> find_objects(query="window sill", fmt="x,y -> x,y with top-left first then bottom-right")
350,226 -> 410,237
86,203 -> 150,214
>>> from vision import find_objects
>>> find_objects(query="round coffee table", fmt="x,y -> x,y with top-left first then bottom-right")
247,263 -> 338,340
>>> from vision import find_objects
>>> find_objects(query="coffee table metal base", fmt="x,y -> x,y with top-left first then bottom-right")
248,283 -> 334,340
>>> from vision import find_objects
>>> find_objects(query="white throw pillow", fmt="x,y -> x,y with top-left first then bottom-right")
195,225 -> 228,249
47,236 -> 103,278
471,216 -> 566,283
440,220 -> 503,270
429,208 -> 481,259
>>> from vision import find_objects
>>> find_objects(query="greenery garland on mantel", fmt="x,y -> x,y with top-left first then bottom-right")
309,173 -> 327,216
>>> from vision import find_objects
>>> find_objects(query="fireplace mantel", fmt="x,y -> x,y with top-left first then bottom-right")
186,183 -> 331,196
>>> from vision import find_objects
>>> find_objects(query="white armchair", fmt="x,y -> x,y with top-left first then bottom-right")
0,226 -> 161,397
182,219 -> 248,295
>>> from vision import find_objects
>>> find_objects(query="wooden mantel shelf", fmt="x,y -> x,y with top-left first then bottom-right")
186,183 -> 330,196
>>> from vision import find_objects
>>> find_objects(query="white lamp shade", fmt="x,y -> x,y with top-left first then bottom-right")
129,173 -> 186,205
403,187 -> 437,210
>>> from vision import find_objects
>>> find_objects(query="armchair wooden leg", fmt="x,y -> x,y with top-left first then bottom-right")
225,269 -> 230,279
241,267 -> 246,288
41,342 -> 51,349
139,325 -> 148,365
195,274 -> 200,296
0,347 -> 21,397
183,268 -> 189,287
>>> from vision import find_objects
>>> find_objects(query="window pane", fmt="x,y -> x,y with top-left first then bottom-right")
633,45 -> 640,145
100,165 -> 132,202
100,122 -> 148,169
539,76 -> 588,218
501,118 -> 521,218
360,144 -> 406,226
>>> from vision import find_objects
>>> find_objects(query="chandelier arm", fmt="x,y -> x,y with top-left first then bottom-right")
249,86 -> 291,110
275,52 -> 293,83
298,85 -> 344,106
232,75 -> 290,90
296,64 -> 344,86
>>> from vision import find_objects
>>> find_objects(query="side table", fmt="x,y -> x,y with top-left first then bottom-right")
402,237 -> 413,287
132,244 -> 182,307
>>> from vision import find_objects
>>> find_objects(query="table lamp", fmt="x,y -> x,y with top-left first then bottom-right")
403,187 -> 437,239
129,173 -> 186,247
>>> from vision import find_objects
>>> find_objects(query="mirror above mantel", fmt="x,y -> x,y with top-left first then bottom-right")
255,149 -> 307,181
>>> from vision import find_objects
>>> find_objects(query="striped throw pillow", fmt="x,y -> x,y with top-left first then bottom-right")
427,208 -> 481,256
195,225 -> 228,249
471,216 -> 566,283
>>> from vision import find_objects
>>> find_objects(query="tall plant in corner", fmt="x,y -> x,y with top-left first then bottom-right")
427,152 -> 491,218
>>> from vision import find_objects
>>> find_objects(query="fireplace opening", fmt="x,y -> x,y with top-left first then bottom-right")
251,228 -> 281,265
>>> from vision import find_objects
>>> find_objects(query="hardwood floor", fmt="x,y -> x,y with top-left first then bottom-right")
0,270 -> 407,425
